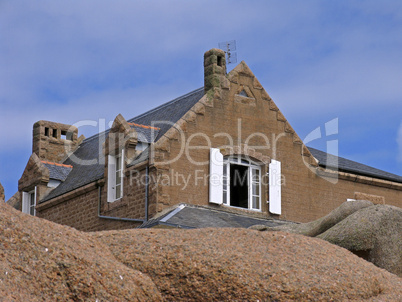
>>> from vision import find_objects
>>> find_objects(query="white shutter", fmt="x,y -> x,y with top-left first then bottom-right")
209,148 -> 223,204
269,159 -> 281,215
107,155 -> 116,202
120,149 -> 124,198
22,192 -> 30,214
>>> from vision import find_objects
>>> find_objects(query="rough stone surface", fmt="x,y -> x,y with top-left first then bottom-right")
268,200 -> 374,236
0,182 -> 4,203
94,228 -> 402,301
318,204 -> 402,277
264,201 -> 402,277
1,202 -> 401,301
6,191 -> 21,210
0,202 -> 162,301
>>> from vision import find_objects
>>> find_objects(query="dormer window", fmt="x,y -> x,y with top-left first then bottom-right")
107,149 -> 124,202
22,187 -> 36,216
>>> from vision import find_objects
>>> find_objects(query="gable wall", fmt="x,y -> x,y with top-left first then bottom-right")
152,63 -> 401,222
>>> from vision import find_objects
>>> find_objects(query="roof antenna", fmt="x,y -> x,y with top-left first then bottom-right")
218,40 -> 237,64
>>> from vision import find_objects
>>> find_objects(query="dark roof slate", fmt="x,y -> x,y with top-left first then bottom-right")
128,88 -> 204,141
130,124 -> 160,143
40,88 -> 204,203
139,204 -> 289,229
42,163 -> 72,182
308,147 -> 402,183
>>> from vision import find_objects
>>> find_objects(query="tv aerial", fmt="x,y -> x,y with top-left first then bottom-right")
218,40 -> 237,64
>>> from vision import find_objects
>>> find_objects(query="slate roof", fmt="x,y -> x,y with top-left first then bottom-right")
308,147 -> 402,183
42,162 -> 73,182
139,204 -> 290,229
40,87 -> 204,203
127,88 -> 204,141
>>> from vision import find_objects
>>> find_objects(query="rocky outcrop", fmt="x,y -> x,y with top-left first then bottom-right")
258,200 -> 402,277
318,204 -> 402,277
262,200 -> 374,236
1,201 -> 401,301
94,228 -> 402,301
0,202 -> 161,301
6,191 -> 21,210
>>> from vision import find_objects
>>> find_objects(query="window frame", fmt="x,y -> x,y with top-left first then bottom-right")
22,187 -> 36,216
107,149 -> 125,202
222,156 -> 262,211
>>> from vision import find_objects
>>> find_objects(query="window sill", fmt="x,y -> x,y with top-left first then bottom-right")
222,204 -> 262,213
104,197 -> 127,212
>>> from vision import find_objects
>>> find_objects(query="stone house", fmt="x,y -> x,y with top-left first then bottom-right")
12,49 -> 402,231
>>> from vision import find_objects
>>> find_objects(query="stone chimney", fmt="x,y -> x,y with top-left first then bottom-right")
32,120 -> 81,163
204,48 -> 227,93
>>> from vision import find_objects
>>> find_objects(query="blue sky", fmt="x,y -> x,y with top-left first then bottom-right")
1,0 -> 401,200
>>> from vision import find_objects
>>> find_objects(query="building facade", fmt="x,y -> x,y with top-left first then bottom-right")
12,49 -> 402,231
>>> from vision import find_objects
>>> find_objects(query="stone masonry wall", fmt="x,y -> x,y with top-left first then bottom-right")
36,166 -> 155,232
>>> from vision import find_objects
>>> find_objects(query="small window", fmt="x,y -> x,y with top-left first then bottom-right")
115,153 -> 122,199
29,192 -> 36,216
107,149 -> 125,202
22,188 -> 36,216
217,55 -> 223,67
44,127 -> 50,137
52,129 -> 58,138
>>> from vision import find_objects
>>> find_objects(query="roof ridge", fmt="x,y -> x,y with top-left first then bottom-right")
41,161 -> 73,168
128,122 -> 160,130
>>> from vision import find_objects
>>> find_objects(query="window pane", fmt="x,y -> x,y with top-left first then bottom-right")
252,182 -> 257,195
223,191 -> 227,204
116,173 -> 121,186
30,193 -> 35,206
116,184 -> 121,199
252,196 -> 260,210
116,155 -> 121,170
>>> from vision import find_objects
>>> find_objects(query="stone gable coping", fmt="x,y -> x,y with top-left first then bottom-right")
18,153 -> 50,191
103,114 -> 138,158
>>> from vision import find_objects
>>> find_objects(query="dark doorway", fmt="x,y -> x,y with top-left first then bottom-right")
230,164 -> 248,208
